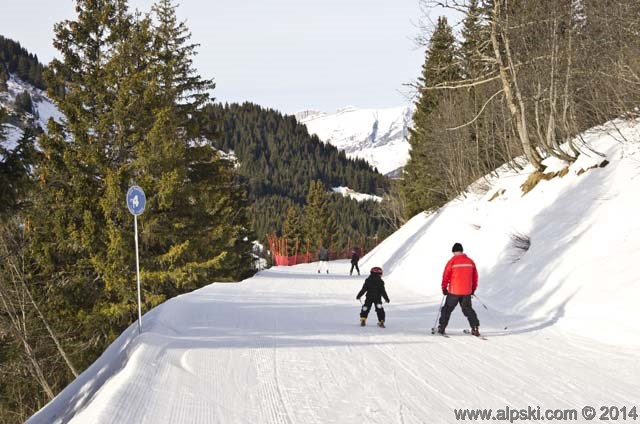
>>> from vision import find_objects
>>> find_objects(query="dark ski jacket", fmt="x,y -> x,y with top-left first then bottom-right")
318,247 -> 329,261
350,251 -> 360,264
356,274 -> 390,303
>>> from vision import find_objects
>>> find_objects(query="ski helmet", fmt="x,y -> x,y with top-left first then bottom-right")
370,266 -> 383,276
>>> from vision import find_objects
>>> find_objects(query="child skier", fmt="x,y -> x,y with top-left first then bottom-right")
356,266 -> 390,327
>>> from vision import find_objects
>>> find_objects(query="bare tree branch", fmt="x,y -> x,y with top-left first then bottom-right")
447,89 -> 504,130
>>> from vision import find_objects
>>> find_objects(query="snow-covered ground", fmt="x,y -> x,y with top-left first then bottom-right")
28,119 -> 640,423
332,186 -> 382,203
1,75 -> 63,128
0,123 -> 22,154
1,74 -> 64,156
297,105 -> 412,176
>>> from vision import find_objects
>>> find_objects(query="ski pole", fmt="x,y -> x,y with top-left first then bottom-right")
472,294 -> 489,310
473,294 -> 509,330
432,295 -> 446,332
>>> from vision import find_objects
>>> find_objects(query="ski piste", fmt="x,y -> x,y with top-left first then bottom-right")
26,262 -> 640,424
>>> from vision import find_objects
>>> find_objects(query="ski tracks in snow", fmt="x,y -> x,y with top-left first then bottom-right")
59,264 -> 640,423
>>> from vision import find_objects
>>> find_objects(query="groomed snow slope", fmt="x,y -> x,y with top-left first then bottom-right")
29,119 -> 640,423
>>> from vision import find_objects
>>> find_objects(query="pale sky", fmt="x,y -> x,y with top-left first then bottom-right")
0,0 -> 456,114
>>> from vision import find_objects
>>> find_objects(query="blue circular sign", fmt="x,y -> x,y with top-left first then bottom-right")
126,185 -> 146,216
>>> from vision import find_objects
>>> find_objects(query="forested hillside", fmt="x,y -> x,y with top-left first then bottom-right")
204,102 -> 393,249
402,0 -> 640,216
0,36 -> 46,90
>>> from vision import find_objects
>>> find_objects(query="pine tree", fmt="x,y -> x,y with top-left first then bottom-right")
401,16 -> 461,216
0,68 -> 7,91
30,0 -> 132,342
14,90 -> 33,114
0,111 -> 37,222
459,0 -> 502,175
136,0 -> 253,289
461,0 -> 492,79
29,0 -> 253,352
282,205 -> 303,254
304,180 -> 331,250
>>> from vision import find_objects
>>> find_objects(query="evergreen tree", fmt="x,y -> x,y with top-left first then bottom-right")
0,68 -> 7,91
282,205 -> 303,254
304,180 -> 333,250
0,109 -> 36,219
401,16 -> 461,216
459,0 -> 503,175
30,0 -> 133,344
14,90 -> 33,114
0,35 -> 47,89
461,0 -> 491,79
29,0 -> 253,364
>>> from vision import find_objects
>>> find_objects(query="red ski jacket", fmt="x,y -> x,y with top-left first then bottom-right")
442,253 -> 478,296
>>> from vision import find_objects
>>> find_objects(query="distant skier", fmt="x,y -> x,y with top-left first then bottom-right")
438,243 -> 480,336
356,266 -> 390,327
317,246 -> 330,274
349,248 -> 360,276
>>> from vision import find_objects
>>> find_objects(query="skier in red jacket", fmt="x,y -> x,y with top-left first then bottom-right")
438,243 -> 480,336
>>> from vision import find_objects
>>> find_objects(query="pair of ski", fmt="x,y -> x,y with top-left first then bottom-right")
360,321 -> 385,328
430,328 -> 487,340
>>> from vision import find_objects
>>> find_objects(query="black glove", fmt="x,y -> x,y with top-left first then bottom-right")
385,298 -> 390,303
356,296 -> 361,301
442,288 -> 448,296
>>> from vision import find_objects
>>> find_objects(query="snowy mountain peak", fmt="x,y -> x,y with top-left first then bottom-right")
297,105 -> 414,176
293,109 -> 326,121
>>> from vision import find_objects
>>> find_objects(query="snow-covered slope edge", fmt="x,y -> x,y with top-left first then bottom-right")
296,105 -> 413,176
361,117 -> 640,345
25,293 -> 192,424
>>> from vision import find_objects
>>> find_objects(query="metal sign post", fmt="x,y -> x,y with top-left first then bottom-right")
126,185 -> 146,335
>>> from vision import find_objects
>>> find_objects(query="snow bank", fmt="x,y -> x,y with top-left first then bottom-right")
362,118 -> 640,345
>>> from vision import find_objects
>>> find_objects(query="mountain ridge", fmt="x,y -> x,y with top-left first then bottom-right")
296,104 -> 414,176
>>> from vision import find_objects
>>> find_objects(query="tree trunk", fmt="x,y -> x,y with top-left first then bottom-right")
490,0 -> 544,170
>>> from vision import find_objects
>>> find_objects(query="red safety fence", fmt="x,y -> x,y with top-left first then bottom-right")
266,235 -> 378,267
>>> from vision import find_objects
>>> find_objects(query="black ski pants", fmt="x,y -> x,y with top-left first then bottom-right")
360,297 -> 385,322
439,294 -> 479,328
350,262 -> 360,275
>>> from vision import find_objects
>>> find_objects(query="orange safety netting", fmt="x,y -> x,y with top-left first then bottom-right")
266,235 -> 376,266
